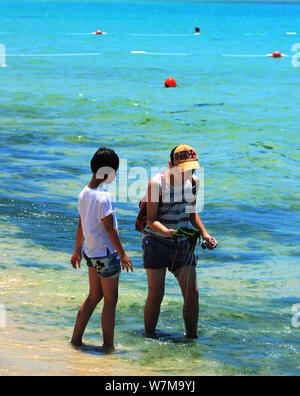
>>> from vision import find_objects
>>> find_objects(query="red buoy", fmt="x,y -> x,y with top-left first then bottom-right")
165,77 -> 177,88
273,51 -> 282,58
96,30 -> 103,35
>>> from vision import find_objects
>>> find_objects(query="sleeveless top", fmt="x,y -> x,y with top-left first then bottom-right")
144,172 -> 196,239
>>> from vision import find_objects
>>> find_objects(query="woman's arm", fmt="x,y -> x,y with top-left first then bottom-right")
189,176 -> 218,249
190,211 -> 209,237
189,176 -> 208,236
190,210 -> 218,250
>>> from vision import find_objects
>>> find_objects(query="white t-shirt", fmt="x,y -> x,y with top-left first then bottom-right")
78,186 -> 118,258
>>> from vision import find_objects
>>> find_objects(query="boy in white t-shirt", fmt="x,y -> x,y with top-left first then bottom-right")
70,147 -> 133,351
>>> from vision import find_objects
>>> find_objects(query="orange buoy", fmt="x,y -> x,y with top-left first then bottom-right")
273,51 -> 282,58
165,77 -> 177,88
96,30 -> 103,35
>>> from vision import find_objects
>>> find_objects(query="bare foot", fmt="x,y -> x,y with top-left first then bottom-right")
102,345 -> 116,353
144,331 -> 158,339
185,333 -> 198,339
71,339 -> 83,347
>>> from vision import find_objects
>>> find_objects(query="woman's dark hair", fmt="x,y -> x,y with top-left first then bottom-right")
91,147 -> 119,174
170,145 -> 179,165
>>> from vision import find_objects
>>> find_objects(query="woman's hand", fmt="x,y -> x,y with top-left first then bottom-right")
164,228 -> 177,238
202,233 -> 218,250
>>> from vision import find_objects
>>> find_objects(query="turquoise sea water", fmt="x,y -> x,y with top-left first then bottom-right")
0,0 -> 299,376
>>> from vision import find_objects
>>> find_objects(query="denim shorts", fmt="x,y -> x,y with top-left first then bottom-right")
142,233 -> 197,275
83,250 -> 121,279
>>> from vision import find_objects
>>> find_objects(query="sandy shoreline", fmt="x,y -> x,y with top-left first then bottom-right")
0,323 -> 169,376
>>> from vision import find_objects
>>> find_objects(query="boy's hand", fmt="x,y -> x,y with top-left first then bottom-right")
119,253 -> 134,273
71,252 -> 82,269
202,233 -> 218,250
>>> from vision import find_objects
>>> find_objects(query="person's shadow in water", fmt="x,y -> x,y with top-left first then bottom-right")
71,343 -> 121,355
135,329 -> 197,344
70,329 -> 198,356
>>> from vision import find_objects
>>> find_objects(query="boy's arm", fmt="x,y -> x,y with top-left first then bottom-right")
102,214 -> 133,272
71,216 -> 84,269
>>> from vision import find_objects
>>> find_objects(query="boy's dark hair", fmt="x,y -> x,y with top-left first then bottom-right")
91,147 -> 119,174
170,145 -> 180,165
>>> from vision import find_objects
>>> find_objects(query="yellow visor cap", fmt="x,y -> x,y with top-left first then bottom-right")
173,144 -> 200,171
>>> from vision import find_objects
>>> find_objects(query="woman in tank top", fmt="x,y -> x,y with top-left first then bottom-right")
142,144 -> 218,339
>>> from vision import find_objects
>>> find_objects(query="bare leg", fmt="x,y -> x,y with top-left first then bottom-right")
176,266 -> 199,339
144,268 -> 166,336
100,276 -> 119,350
71,267 -> 103,346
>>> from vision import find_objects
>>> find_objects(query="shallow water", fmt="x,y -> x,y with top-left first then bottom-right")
0,0 -> 300,376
